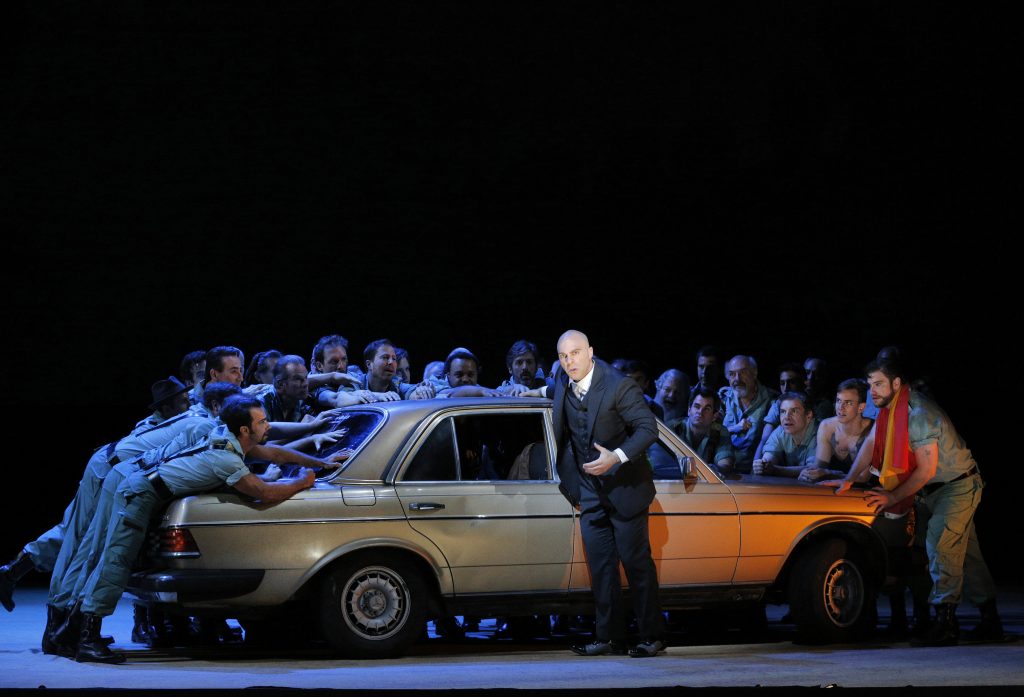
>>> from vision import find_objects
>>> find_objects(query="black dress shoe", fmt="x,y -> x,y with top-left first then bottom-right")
570,639 -> 627,656
629,639 -> 666,657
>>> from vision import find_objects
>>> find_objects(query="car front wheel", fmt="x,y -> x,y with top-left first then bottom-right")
789,538 -> 876,643
319,552 -> 428,658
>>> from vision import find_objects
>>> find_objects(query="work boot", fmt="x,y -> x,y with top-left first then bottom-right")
911,603 -> 959,647
0,552 -> 34,612
51,603 -> 83,658
41,605 -> 69,655
131,603 -> 154,645
76,613 -> 125,664
965,599 -> 1005,642
911,603 -> 933,639
886,590 -> 910,639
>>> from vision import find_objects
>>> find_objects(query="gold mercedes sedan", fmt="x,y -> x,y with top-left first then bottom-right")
129,398 -> 887,658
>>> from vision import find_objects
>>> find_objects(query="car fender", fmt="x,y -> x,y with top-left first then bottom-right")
293,535 -> 454,598
773,515 -> 888,593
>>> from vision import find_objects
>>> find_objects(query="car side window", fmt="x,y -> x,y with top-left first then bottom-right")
403,417 -> 458,481
451,412 -> 551,481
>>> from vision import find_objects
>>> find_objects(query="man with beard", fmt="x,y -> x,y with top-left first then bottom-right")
308,334 -> 376,409
68,395 -> 343,663
654,369 -> 689,424
752,392 -> 818,477
827,360 -> 1002,646
499,339 -> 548,394
720,355 -> 778,473
355,339 -> 434,400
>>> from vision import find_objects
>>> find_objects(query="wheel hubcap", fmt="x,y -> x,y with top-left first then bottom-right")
342,567 -> 409,640
823,558 -> 864,628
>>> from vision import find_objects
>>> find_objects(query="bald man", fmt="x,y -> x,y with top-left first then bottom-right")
522,330 -> 663,657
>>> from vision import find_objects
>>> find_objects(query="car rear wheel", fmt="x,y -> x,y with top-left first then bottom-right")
318,553 -> 427,658
789,538 -> 876,643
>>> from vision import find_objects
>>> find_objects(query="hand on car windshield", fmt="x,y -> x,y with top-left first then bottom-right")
322,448 -> 355,467
309,408 -> 347,428
312,428 -> 349,451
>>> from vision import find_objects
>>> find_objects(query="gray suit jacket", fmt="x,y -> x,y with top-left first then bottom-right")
552,359 -> 658,518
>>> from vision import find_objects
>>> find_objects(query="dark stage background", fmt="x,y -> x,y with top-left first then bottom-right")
2,3 -> 1010,580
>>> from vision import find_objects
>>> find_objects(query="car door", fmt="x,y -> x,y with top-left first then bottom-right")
568,423 -> 741,591
394,407 -> 576,595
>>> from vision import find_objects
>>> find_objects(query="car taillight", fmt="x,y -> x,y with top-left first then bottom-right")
159,528 -> 201,558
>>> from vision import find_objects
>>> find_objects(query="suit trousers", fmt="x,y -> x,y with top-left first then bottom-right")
579,480 -> 664,642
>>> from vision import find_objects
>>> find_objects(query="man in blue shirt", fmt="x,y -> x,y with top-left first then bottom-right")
1,377 -> 192,615
720,355 -> 778,473
66,395 -> 346,663
752,392 -> 819,477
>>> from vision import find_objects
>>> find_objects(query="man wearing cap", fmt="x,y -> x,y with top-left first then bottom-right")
0,376 -> 192,616
52,383 -> 345,655
66,395 -> 345,663
42,382 -> 244,652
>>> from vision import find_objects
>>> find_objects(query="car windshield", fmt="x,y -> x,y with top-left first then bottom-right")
252,410 -> 385,480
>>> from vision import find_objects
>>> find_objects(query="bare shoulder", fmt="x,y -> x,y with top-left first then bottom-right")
818,416 -> 839,435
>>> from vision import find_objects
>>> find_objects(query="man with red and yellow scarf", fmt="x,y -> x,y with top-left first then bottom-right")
829,360 -> 1002,646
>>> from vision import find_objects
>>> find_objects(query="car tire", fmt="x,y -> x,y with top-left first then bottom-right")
789,538 -> 876,644
318,552 -> 428,658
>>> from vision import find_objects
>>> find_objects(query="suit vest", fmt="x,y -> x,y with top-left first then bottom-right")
564,385 -> 594,468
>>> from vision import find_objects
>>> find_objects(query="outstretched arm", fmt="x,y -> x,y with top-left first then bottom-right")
248,443 -> 349,469
233,469 -> 316,503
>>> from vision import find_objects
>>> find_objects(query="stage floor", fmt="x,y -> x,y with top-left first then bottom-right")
1,587 -> 1022,689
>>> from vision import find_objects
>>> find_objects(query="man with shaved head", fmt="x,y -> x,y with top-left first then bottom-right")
521,330 -> 664,657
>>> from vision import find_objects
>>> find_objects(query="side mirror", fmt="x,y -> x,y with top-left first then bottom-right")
678,456 -> 692,478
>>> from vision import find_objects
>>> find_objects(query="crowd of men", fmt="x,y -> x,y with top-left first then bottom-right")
0,334 -> 1005,662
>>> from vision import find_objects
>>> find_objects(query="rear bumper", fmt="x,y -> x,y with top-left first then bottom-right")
128,569 -> 265,603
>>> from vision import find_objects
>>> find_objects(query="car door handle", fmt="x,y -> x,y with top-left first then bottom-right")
408,502 -> 445,511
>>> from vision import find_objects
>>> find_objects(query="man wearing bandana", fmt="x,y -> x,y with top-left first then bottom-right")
829,360 -> 1002,646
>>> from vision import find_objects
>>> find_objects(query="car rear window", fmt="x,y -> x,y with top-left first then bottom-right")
253,410 -> 385,480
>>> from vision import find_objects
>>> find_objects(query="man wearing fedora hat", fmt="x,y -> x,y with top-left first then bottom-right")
0,376 -> 194,616
139,377 -> 193,429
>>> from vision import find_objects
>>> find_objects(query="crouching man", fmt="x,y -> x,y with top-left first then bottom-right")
68,395 -> 343,663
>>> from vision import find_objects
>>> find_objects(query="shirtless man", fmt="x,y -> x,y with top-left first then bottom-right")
799,379 -> 873,482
